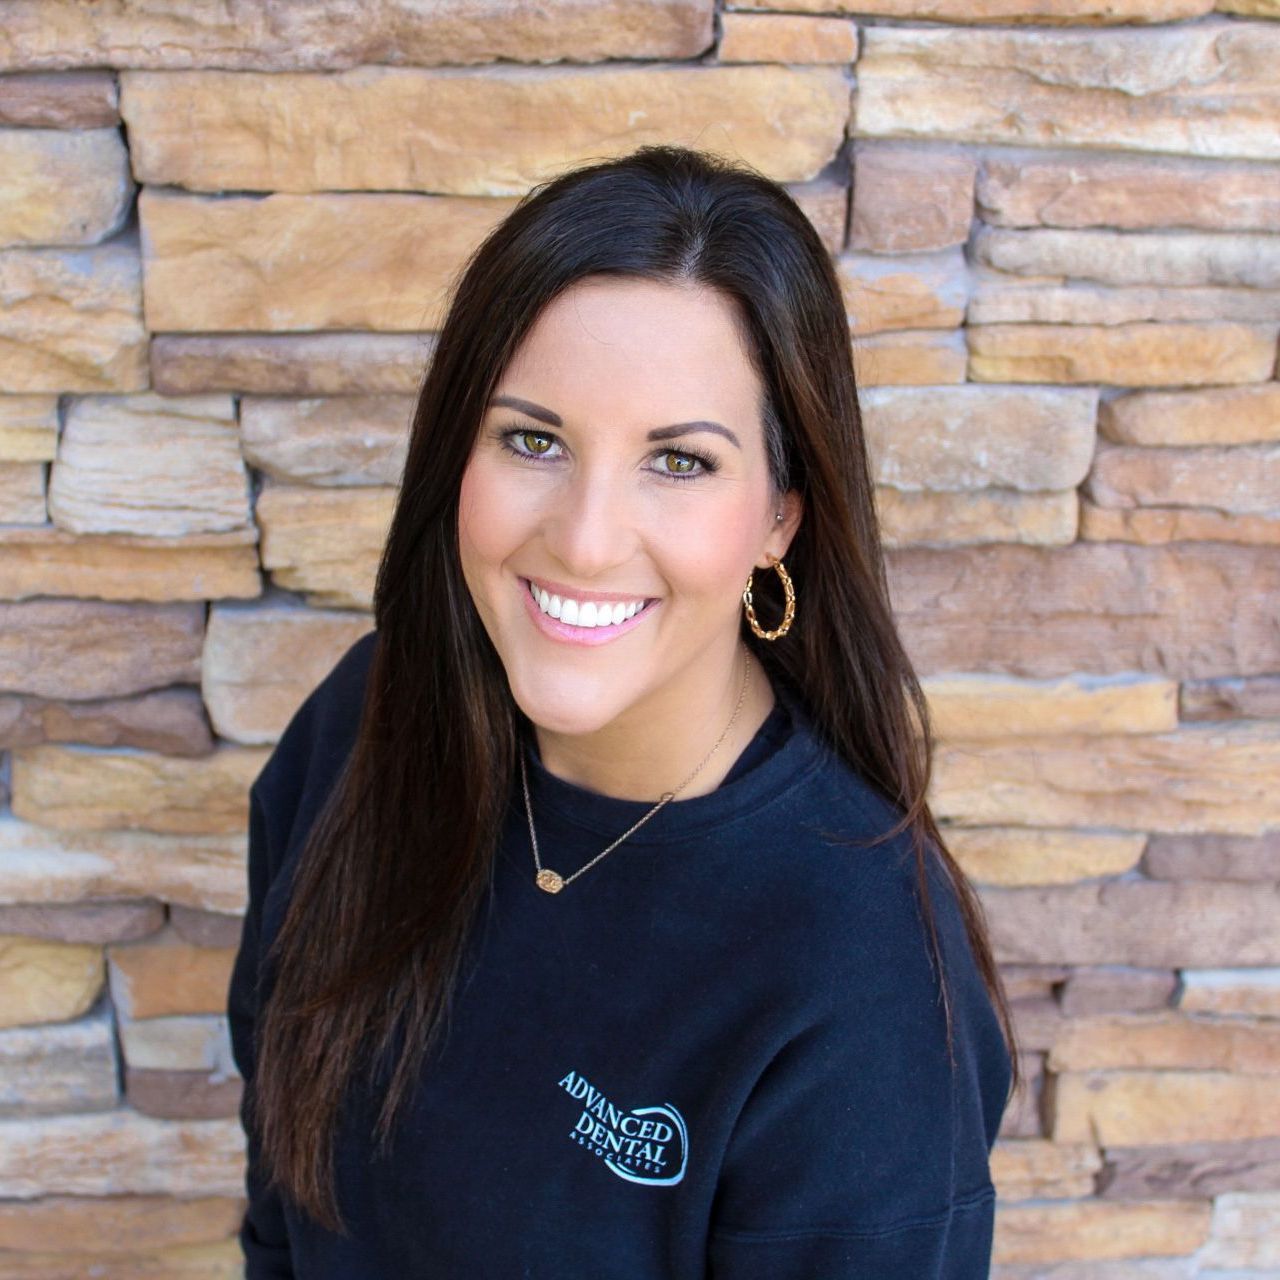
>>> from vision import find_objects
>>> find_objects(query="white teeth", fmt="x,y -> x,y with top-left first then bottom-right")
527,580 -> 647,629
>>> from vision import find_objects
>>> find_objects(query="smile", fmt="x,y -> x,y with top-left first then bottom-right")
520,577 -> 659,647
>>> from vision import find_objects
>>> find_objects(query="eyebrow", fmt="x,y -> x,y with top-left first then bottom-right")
489,394 -> 742,451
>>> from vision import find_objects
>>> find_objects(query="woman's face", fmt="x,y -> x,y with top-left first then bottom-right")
457,276 -> 801,739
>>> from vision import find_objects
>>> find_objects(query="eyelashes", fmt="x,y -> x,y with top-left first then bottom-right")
494,426 -> 720,484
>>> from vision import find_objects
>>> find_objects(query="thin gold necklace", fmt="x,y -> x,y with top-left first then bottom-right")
519,645 -> 753,894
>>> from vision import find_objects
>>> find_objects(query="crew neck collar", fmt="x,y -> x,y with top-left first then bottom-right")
516,678 -> 825,845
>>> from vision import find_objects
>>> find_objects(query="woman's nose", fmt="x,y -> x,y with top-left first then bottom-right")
539,468 -> 639,581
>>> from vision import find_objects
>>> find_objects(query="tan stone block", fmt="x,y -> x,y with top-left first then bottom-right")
888,543 -> 1280,680
0,526 -> 261,603
947,827 -> 1145,888
923,673 -> 1178,739
933,722 -> 1280,835
0,1003 -> 117,1113
0,0 -> 715,70
0,1191 -> 242,1252
978,151 -> 1280,232
1180,969 -> 1280,1019
0,935 -> 102,1030
122,65 -> 849,195
0,462 -> 45,523
1058,968 -> 1177,1017
1218,0 -> 1280,12
0,815 -> 246,916
1011,996 -> 1067,1054
1050,1011 -> 1280,1073
1146,831 -> 1280,880
0,128 -> 131,248
0,1111 -> 244,1198
969,280 -> 1280,326
998,1051 -> 1044,1139
152,331 -> 435,397
203,602 -> 374,745
9,743 -> 269,835
734,0 -> 1209,18
117,1012 -> 236,1077
1199,1191 -> 1280,1270
786,177 -> 848,255
861,384 -> 1097,490
1102,385 -> 1280,446
126,1064 -> 243,1121
0,70 -> 118,128
0,687 -> 214,755
854,329 -> 967,385
0,394 -> 58,462
1051,1070 -> 1280,1145
0,901 -> 164,945
240,395 -> 410,487
1086,442 -> 1280,516
107,927 -> 235,1020
999,965 -> 1071,1001
0,238 -> 147,393
1098,1137 -> 1280,1201
168,905 -> 242,950
993,1198 -> 1211,1264
1182,676 -> 1280,722
981,880 -> 1280,967
48,393 -> 250,536
719,13 -> 857,63
967,322 -> 1278,387
257,483 -> 395,609
854,21 -> 1280,161
1080,501 -> 1280,546
837,249 -> 967,335
0,599 -> 202,699
990,1138 -> 1101,1203
140,189 -> 514,333
876,487 -> 1076,547
851,145 -> 976,253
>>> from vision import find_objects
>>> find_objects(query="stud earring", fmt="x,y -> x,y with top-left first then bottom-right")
742,553 -> 796,641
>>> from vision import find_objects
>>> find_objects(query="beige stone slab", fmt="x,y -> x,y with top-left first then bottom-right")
993,1198 -> 1212,1264
1145,832 -> 1280,881
854,329 -> 967,385
0,934 -> 103,1030
0,128 -> 131,248
116,1012 -> 236,1077
1180,969 -> 1280,1019
1200,1190 -> 1280,1271
946,827 -> 1146,887
122,64 -> 849,194
855,21 -> 1280,161
838,248 -> 968,335
786,177 -> 848,255
167,906 -> 240,950
1101,385 -> 1280,446
932,721 -> 1280,835
1049,1011 -> 1280,1073
981,879 -> 1280,967
0,1002 -> 117,1115
203,602 -> 374,745
0,462 -> 45,523
977,151 -> 1280,232
107,927 -> 235,1020
1052,1070 -> 1280,1145
1086,442 -> 1280,516
967,322 -> 1278,386
0,1191 -> 241,1252
1095,1136 -> 1280,1202
0,900 -> 163,945
718,13 -> 857,64
126,1064 -> 242,1121
0,686 -> 214,755
0,70 -> 118,128
1181,677 -> 1280,723
9,743 -> 269,835
0,814 -> 246,916
0,526 -> 261,603
0,395 -> 58,462
990,1138 -> 1101,1203
0,238 -> 147,393
734,0 -> 1210,18
888,542 -> 1280,680
139,189 -> 515,333
850,144 -> 976,253
49,393 -> 250,536
860,384 -> 1096,491
968,280 -> 1280,326
1081,501 -> 1280,545
0,1111 -> 244,1198
0,598 -> 202,699
257,483 -> 396,610
1218,0 -> 1280,12
1058,967 -> 1177,1017
0,0 -> 714,70
877,487 -> 1077,547
240,395 -> 411,487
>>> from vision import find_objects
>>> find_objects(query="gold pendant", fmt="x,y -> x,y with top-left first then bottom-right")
536,868 -> 564,894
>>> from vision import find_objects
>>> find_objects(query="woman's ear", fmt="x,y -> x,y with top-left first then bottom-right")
759,488 -> 803,567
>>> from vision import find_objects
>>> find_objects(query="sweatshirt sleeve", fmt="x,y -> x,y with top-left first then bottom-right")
226,781 -> 297,1279
706,845 -> 1010,1280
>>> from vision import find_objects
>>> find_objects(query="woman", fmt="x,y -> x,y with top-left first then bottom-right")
228,143 -> 1019,1278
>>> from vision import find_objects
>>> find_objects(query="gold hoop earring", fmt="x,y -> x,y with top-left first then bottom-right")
742,554 -> 796,641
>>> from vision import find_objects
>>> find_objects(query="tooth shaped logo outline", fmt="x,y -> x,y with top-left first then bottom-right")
602,1103 -> 689,1186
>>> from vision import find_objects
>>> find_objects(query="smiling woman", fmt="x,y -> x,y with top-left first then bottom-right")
228,144 -> 1020,1280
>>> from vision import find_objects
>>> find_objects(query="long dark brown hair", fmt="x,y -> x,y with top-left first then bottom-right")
250,143 -> 1021,1234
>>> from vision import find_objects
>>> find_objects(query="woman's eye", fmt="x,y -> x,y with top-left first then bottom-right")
662,452 -> 699,476
517,431 -> 554,455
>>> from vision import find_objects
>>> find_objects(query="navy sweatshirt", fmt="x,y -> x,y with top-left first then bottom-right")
227,631 -> 1012,1278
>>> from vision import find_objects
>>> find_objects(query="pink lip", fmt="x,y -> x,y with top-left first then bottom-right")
519,577 -> 660,648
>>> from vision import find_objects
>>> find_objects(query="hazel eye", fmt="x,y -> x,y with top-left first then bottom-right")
520,431 -> 554,455
663,453 -> 697,475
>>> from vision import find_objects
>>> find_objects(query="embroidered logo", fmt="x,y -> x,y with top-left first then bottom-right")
557,1069 -> 689,1186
